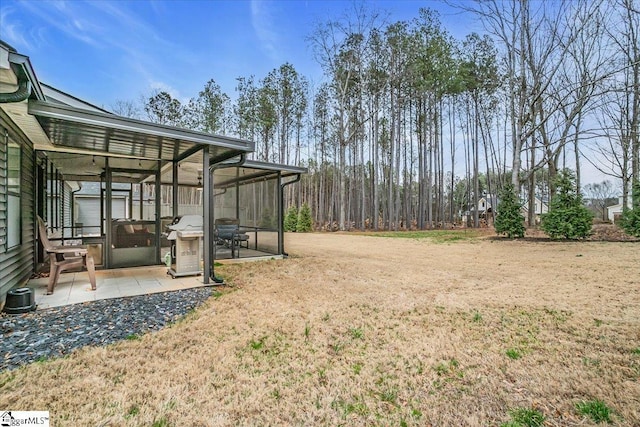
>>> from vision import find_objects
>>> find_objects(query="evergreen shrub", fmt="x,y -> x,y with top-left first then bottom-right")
620,181 -> 640,237
296,203 -> 313,232
494,183 -> 525,238
541,170 -> 592,239
284,205 -> 298,232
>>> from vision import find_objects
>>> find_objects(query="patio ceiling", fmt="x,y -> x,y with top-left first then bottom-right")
40,151 -> 164,183
27,99 -> 255,184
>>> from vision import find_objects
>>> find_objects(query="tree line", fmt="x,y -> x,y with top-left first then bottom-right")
112,0 -> 640,231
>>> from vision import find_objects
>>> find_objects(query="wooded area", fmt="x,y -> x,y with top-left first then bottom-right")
112,0 -> 640,231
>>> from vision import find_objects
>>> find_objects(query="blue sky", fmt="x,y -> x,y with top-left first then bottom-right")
0,0 -> 478,109
0,1 -> 611,186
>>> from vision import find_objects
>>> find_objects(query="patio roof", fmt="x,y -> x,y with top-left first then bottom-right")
213,160 -> 307,189
28,100 -> 254,175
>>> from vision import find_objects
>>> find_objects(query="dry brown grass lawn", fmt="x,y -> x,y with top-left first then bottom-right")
1,232 -> 639,426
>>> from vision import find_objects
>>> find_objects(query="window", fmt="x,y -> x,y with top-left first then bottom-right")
5,130 -> 21,249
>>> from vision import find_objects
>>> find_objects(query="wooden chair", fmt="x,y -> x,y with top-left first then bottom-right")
37,216 -> 96,295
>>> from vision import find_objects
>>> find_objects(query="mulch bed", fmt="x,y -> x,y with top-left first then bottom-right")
1,287 -> 213,371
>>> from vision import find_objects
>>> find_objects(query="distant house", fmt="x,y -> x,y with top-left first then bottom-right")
477,194 -> 498,217
464,194 -> 548,226
463,194 -> 498,226
521,197 -> 549,225
607,196 -> 633,224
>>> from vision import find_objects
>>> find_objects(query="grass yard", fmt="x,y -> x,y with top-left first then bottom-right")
1,231 -> 639,426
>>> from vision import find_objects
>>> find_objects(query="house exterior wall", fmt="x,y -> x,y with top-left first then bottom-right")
0,119 -> 6,252
45,178 -> 74,238
0,111 -> 35,306
607,197 -> 633,223
75,195 -> 127,234
608,207 -> 626,224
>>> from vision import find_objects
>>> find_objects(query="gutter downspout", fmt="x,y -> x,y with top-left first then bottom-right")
211,154 -> 247,171
207,153 -> 247,284
213,188 -> 227,198
0,78 -> 31,103
280,174 -> 301,257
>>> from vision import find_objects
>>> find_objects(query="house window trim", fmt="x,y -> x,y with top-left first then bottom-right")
2,128 -> 22,251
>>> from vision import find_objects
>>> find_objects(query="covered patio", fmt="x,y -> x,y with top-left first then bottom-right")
31,102 -> 305,283
26,98 -> 256,285
9,100 -> 302,281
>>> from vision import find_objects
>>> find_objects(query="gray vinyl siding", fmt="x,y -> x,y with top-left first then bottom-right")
0,127 -> 6,253
63,182 -> 73,238
75,196 -> 102,235
0,112 -> 35,305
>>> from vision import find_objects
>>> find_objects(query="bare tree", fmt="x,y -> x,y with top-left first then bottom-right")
308,2 -> 386,230
111,99 -> 140,119
584,180 -> 618,220
458,0 -> 612,228
590,0 -> 640,207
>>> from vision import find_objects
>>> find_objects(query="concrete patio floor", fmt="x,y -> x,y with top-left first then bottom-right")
27,266 -> 214,310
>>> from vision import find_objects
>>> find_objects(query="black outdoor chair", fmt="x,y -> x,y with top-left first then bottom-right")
214,218 -> 249,258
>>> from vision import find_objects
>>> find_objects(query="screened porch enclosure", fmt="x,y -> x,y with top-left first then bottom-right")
36,148 -> 304,271
28,99 -> 255,284
211,162 -> 286,260
27,98 -> 305,278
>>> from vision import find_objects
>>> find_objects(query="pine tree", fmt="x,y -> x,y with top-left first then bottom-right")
620,181 -> 640,237
541,170 -> 592,239
260,209 -> 275,229
494,183 -> 525,238
296,203 -> 313,232
284,205 -> 299,232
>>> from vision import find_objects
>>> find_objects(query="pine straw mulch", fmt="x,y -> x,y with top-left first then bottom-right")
487,223 -> 640,243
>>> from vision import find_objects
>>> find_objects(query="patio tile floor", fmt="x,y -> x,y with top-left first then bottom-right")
27,266 -> 213,310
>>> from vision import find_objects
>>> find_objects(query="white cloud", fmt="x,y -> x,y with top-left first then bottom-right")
250,0 -> 280,62
88,1 -> 164,44
149,80 -> 178,96
80,1 -> 201,98
11,0 -> 175,53
13,1 -> 193,99
16,1 -> 100,47
0,7 -> 34,50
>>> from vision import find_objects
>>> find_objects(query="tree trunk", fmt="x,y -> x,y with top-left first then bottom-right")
528,136 -> 536,227
473,96 -> 480,228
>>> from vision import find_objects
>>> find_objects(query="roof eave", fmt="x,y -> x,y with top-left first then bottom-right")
242,159 -> 308,174
28,99 -> 255,153
8,51 -> 45,101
